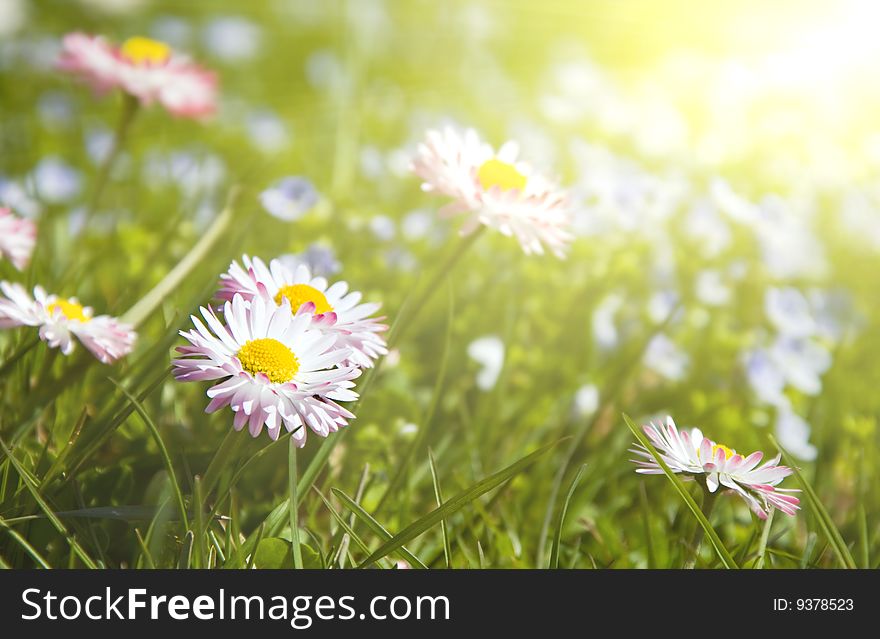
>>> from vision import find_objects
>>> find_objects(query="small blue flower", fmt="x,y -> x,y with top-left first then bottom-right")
260,177 -> 319,221
278,243 -> 341,278
30,156 -> 81,204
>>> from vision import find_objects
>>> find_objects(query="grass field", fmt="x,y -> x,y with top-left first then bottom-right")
1,0 -> 879,569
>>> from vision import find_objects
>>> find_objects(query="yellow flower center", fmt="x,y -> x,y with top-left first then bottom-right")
477,158 -> 527,192
711,443 -> 735,460
49,299 -> 89,323
120,36 -> 172,66
237,338 -> 299,384
274,284 -> 334,314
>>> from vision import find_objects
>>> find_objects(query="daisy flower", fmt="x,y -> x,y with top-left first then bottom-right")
0,207 -> 36,270
173,294 -> 360,444
0,282 -> 136,363
630,416 -> 800,520
410,127 -> 573,258
217,255 -> 388,369
58,33 -> 217,118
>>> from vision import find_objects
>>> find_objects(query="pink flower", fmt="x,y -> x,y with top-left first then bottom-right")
0,282 -> 136,363
218,255 -> 388,369
0,207 -> 36,270
173,294 -> 360,443
58,33 -> 217,119
411,127 -> 573,258
631,416 -> 801,519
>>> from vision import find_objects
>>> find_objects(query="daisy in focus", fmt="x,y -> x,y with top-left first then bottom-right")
58,33 -> 217,118
0,207 -> 36,270
173,294 -> 360,444
410,127 -> 573,258
0,282 -> 136,363
630,416 -> 800,520
217,255 -> 388,369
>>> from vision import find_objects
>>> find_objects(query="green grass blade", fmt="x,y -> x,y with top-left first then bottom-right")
192,476 -> 206,569
244,523 -> 264,570
120,186 -> 241,328
857,505 -> 869,569
769,434 -> 855,569
331,488 -> 428,569
356,438 -> 564,568
0,437 -> 98,568
428,448 -> 452,568
0,518 -> 51,568
178,530 -> 194,569
638,482 -> 656,568
134,528 -> 156,569
110,378 -> 189,530
549,463 -> 586,569
313,488 -> 393,569
623,414 -> 738,569
289,436 -> 303,569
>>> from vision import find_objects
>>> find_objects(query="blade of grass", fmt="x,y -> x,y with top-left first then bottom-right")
427,449 -> 452,568
0,336 -> 40,379
244,523 -> 265,570
357,438 -> 564,568
857,505 -> 869,569
624,414 -> 738,569
134,528 -> 156,569
0,517 -> 51,568
638,482 -> 656,568
313,488 -> 392,569
120,185 -> 242,328
769,434 -> 855,569
331,488 -> 428,569
178,531 -> 194,569
0,437 -> 97,568
549,463 -> 586,569
289,436 -> 303,569
110,378 -> 189,530
193,476 -> 206,569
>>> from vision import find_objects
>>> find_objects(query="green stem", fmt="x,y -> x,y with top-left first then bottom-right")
84,93 -> 139,227
288,436 -> 303,569
684,486 -> 718,569
754,508 -> 775,569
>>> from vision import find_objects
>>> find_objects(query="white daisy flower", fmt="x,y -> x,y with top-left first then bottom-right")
631,416 -> 800,520
0,281 -> 136,363
410,126 -> 572,258
0,207 -> 36,270
217,255 -> 387,369
173,294 -> 360,444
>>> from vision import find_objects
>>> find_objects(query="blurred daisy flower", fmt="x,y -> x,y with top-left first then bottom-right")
259,177 -> 319,221
57,32 -> 217,118
0,207 -> 36,270
0,282 -> 135,363
467,335 -> 504,391
631,416 -> 800,520
218,255 -> 387,369
173,294 -> 359,444
411,127 -> 573,258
